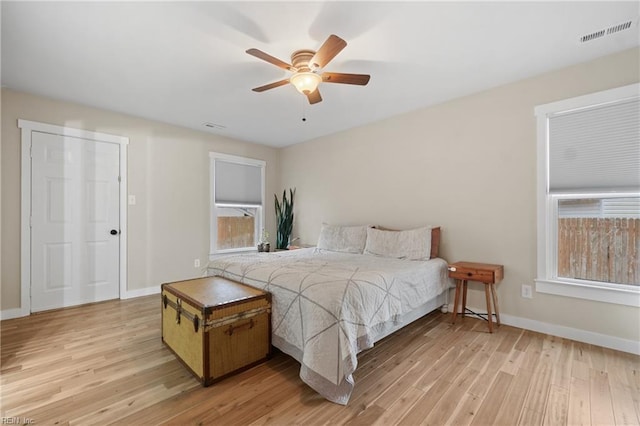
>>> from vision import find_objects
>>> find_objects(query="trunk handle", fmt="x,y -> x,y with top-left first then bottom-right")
224,318 -> 254,336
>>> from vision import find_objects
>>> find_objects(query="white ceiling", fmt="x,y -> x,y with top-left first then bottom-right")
2,2 -> 639,147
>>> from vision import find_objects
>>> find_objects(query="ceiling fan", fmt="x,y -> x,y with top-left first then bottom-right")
246,34 -> 370,105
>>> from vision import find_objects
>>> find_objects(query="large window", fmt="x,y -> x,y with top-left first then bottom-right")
535,84 -> 639,307
210,153 -> 265,255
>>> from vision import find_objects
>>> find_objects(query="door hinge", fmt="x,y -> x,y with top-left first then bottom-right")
30,216 -> 32,228
118,176 -> 121,183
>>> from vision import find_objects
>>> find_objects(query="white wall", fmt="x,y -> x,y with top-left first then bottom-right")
1,88 -> 280,311
279,48 -> 640,347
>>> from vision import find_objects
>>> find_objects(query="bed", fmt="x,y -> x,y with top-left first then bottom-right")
206,225 -> 451,404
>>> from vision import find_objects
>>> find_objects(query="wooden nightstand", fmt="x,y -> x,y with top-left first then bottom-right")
449,261 -> 504,333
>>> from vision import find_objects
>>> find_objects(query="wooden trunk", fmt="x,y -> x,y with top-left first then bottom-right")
161,276 -> 271,386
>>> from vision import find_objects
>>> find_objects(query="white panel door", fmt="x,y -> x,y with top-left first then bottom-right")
31,131 -> 120,312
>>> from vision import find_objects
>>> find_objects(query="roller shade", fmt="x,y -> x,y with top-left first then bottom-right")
558,197 -> 640,218
214,159 -> 262,205
549,98 -> 640,193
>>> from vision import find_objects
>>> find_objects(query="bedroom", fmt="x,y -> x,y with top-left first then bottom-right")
1,1 -> 639,424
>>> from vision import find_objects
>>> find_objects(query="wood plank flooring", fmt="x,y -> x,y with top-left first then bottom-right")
1,295 -> 638,425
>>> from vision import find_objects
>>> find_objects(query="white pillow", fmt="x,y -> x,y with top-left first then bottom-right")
316,224 -> 368,254
364,227 -> 432,260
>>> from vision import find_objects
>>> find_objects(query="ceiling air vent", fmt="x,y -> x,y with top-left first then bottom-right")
580,20 -> 634,43
203,122 -> 226,130
607,20 -> 632,35
580,29 -> 605,43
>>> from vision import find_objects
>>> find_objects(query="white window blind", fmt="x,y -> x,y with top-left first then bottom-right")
602,197 -> 640,218
549,98 -> 640,193
558,197 -> 640,218
214,159 -> 263,205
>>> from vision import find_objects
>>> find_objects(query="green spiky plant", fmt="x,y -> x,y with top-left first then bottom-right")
275,188 -> 295,250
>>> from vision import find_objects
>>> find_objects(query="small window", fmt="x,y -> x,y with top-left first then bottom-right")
210,153 -> 265,255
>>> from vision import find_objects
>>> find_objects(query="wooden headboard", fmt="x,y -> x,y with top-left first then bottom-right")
430,227 -> 440,259
372,226 -> 441,259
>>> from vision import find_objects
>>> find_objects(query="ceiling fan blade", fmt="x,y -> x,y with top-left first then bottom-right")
306,89 -> 322,104
252,79 -> 290,92
309,35 -> 347,69
246,48 -> 295,71
321,72 -> 370,85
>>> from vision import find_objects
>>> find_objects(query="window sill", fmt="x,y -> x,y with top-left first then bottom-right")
536,278 -> 640,307
209,247 -> 257,261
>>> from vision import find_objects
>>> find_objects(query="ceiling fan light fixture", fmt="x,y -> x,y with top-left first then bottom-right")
248,35 -> 369,104
290,72 -> 321,95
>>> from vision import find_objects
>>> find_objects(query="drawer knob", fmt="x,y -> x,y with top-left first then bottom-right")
467,272 -> 473,277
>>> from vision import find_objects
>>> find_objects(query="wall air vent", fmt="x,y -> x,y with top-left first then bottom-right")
580,20 -> 634,43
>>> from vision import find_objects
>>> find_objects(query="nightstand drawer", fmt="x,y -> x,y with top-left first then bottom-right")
448,262 -> 503,284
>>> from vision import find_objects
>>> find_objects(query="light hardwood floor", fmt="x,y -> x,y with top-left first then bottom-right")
1,295 -> 638,425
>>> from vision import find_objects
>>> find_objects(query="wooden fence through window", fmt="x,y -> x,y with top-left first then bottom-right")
557,218 -> 639,285
217,216 -> 255,250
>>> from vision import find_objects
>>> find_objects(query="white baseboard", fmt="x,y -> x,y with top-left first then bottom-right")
1,287 -> 160,320
0,307 -> 28,320
448,304 -> 640,356
121,286 -> 160,300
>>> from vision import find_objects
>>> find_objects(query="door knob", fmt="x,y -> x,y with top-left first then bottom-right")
110,229 -> 119,235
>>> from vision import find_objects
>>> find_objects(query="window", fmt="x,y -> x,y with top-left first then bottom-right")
210,153 -> 265,255
535,84 -> 640,307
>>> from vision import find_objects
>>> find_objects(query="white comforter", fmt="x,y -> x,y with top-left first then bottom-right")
207,248 -> 449,404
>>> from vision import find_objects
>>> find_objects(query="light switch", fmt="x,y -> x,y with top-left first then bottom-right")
128,195 -> 136,205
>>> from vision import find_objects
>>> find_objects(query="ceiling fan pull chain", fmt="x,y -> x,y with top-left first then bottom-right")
301,96 -> 307,122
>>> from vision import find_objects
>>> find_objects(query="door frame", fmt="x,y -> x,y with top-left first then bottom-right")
19,119 -> 129,316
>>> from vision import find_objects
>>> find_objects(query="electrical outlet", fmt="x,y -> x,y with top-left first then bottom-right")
522,284 -> 533,299
194,259 -> 200,268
